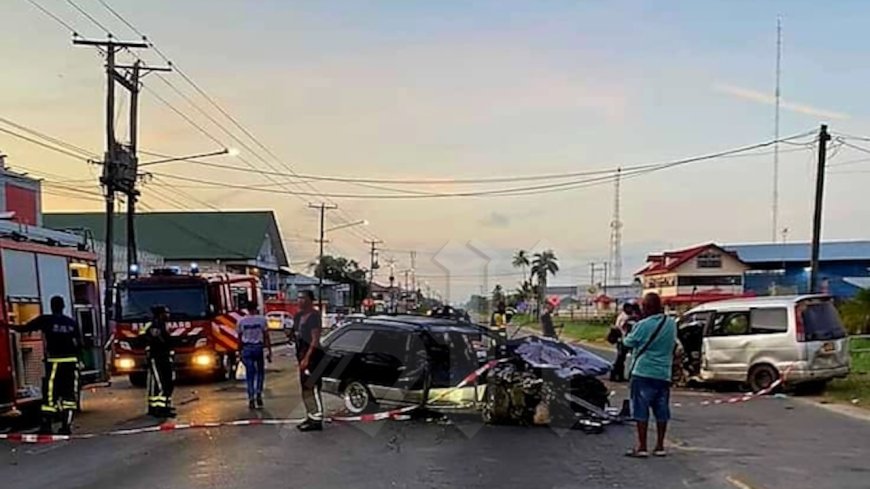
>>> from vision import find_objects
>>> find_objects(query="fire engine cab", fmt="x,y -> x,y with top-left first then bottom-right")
111,266 -> 259,386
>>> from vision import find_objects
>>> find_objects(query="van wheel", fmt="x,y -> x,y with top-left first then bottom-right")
342,381 -> 376,415
748,364 -> 779,393
129,372 -> 147,388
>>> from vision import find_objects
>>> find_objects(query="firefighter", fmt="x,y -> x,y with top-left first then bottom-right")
143,305 -> 176,418
8,296 -> 82,435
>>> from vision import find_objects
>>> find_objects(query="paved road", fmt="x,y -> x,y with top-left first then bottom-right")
2,339 -> 869,489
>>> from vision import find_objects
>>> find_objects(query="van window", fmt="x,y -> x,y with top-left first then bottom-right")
366,330 -> 409,363
710,311 -> 750,336
800,300 -> 847,341
750,308 -> 788,334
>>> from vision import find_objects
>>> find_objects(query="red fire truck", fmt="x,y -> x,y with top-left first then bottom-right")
111,267 -> 259,386
0,225 -> 105,416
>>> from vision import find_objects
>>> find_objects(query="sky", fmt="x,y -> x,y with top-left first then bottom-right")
2,0 -> 870,303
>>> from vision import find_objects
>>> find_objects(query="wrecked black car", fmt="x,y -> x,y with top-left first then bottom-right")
482,336 -> 612,429
319,315 -> 502,414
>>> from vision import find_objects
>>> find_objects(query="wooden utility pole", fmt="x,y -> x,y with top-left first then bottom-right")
365,239 -> 383,297
810,124 -> 831,293
73,38 -> 150,332
309,203 -> 338,311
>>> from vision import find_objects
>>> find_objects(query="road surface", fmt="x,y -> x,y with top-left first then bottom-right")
2,342 -> 869,489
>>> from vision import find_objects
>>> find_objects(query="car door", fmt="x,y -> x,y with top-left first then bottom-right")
703,309 -> 752,381
319,327 -> 374,389
359,330 -> 408,402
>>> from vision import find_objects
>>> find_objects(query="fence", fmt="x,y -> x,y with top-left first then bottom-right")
850,335 -> 870,374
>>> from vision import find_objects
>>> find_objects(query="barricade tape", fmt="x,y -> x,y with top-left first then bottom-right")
330,359 -> 502,422
0,360 -> 504,444
672,364 -> 795,409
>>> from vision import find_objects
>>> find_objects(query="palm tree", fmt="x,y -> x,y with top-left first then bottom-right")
531,250 -> 559,314
512,249 -> 531,303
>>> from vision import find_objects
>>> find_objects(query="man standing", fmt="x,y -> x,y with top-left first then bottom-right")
610,302 -> 640,382
623,293 -> 676,458
143,305 -> 175,418
293,290 -> 324,431
8,296 -> 81,434
540,302 -> 557,338
238,300 -> 272,409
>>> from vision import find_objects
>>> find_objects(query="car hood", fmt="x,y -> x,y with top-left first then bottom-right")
507,336 -> 611,378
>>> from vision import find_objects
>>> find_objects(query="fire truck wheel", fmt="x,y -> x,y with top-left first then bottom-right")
129,372 -> 147,388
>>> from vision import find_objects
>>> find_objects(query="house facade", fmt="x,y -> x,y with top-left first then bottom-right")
636,243 -> 750,309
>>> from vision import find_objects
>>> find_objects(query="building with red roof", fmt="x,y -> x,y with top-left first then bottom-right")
636,243 -> 751,310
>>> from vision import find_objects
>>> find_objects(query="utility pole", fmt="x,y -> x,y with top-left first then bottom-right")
365,239 -> 383,297
810,124 -> 831,293
74,38 -> 167,334
410,250 -> 417,296
609,167 -> 623,285
309,203 -> 338,311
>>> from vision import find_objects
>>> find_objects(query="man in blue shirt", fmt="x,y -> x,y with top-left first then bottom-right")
623,292 -> 677,458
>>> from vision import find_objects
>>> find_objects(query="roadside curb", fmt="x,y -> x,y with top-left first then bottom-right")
796,397 -> 870,422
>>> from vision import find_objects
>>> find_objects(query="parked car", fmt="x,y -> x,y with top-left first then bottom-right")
679,295 -> 850,392
266,311 -> 293,332
319,315 -> 504,414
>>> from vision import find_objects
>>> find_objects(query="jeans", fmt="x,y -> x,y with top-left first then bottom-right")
630,375 -> 671,422
241,345 -> 265,400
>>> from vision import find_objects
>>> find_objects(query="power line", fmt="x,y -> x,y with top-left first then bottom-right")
94,1 -> 379,241
0,126 -> 93,161
0,116 -> 99,159
147,131 -> 815,199
24,0 -> 80,35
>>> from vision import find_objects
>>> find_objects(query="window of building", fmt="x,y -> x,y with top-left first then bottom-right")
749,308 -> 788,334
677,275 -> 743,287
697,252 -> 722,269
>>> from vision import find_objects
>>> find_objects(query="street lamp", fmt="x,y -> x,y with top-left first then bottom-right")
138,148 -> 238,167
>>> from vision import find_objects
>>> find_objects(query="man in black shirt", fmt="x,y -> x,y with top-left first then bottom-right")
540,302 -> 557,338
10,296 -> 81,434
293,290 -> 323,432
143,305 -> 175,418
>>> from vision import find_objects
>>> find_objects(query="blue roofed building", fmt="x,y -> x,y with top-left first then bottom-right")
723,241 -> 870,298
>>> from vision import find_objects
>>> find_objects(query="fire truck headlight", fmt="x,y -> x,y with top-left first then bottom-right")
195,338 -> 208,349
192,353 -> 214,368
115,357 -> 136,370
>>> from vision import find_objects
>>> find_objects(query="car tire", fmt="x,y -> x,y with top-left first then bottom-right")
342,380 -> 377,415
748,364 -> 779,393
129,372 -> 147,388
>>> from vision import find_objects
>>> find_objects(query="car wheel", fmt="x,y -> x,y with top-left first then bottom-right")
748,364 -> 779,393
129,372 -> 147,388
343,380 -> 376,414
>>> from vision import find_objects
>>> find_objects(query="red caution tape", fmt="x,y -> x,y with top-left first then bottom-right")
0,360 -> 505,443
673,363 -> 796,409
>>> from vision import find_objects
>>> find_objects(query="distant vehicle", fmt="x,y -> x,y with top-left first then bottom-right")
320,315 -> 504,414
679,295 -> 850,392
266,311 -> 293,332
112,267 -> 260,386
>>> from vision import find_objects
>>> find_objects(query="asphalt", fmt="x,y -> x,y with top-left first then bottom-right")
2,335 -> 869,489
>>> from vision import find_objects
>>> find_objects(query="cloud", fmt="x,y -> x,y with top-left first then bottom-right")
479,211 -> 511,228
713,83 -> 849,120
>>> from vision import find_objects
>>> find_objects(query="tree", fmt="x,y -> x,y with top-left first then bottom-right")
840,289 -> 870,334
531,250 -> 559,313
512,250 -> 531,285
311,255 -> 370,307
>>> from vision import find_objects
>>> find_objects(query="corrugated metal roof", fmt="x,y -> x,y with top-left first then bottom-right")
844,277 -> 870,289
724,241 -> 870,263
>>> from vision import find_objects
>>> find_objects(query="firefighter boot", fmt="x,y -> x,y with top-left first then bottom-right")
59,410 -> 74,435
38,416 -> 54,435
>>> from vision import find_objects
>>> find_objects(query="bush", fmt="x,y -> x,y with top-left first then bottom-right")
839,290 -> 870,335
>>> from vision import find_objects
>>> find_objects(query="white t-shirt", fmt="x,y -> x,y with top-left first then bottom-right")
237,315 -> 268,346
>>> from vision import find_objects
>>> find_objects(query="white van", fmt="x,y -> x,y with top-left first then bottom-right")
679,295 -> 850,392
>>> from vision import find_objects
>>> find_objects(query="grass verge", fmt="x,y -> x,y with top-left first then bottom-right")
824,337 -> 870,409
513,314 -> 610,344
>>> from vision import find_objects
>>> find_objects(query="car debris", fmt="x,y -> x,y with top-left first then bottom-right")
482,336 -> 612,431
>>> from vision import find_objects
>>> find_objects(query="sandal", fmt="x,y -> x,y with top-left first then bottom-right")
625,448 -> 649,458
